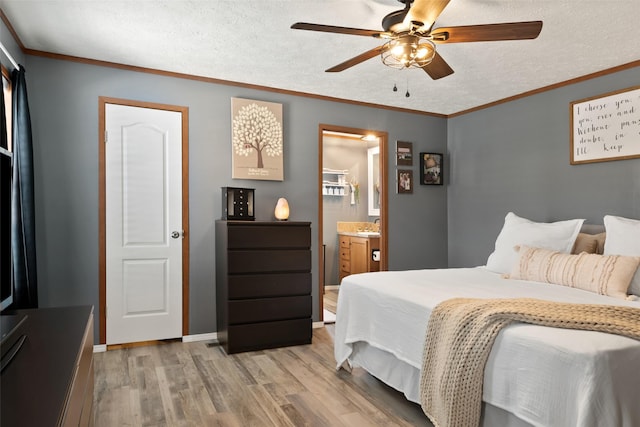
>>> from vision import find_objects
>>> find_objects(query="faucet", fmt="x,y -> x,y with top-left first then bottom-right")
373,218 -> 380,225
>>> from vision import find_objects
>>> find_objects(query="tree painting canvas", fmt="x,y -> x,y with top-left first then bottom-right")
231,98 -> 284,181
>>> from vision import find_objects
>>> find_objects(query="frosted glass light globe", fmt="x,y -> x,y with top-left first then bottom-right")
274,198 -> 289,221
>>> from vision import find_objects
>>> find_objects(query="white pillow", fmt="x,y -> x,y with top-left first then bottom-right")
486,212 -> 584,274
603,215 -> 640,296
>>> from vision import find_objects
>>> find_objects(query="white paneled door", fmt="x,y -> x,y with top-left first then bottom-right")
105,103 -> 183,345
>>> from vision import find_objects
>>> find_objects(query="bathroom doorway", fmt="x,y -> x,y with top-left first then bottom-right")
318,124 -> 388,322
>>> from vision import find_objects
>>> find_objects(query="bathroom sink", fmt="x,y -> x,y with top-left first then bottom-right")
356,231 -> 380,237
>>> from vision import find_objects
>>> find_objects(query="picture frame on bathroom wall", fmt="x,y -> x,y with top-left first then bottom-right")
419,152 -> 443,185
396,141 -> 413,166
397,169 -> 413,194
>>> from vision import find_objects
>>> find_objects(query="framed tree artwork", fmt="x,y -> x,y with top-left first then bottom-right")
419,152 -> 443,185
231,97 -> 284,181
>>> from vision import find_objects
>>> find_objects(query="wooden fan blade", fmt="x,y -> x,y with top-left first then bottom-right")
431,21 -> 543,43
291,22 -> 382,38
326,45 -> 387,72
405,0 -> 451,30
423,52 -> 454,80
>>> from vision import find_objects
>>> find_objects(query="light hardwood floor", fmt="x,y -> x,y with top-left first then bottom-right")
323,288 -> 339,314
93,327 -> 432,426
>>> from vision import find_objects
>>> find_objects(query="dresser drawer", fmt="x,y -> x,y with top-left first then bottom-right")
226,318 -> 312,353
340,259 -> 350,273
228,249 -> 310,274
229,295 -> 311,324
339,247 -> 350,261
228,273 -> 311,299
227,225 -> 311,249
78,362 -> 94,427
339,236 -> 350,248
64,314 -> 94,427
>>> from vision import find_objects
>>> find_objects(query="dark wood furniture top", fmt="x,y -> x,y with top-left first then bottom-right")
1,305 -> 94,427
216,220 -> 312,354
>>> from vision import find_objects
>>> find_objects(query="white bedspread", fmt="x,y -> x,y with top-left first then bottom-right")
334,267 -> 640,427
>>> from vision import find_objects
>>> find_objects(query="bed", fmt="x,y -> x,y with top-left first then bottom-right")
334,213 -> 640,427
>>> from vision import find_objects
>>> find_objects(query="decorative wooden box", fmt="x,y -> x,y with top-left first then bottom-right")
221,187 -> 254,220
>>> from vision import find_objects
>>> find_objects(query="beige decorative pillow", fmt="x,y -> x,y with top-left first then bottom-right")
571,232 -> 606,254
594,232 -> 606,255
509,245 -> 639,299
572,233 -> 598,254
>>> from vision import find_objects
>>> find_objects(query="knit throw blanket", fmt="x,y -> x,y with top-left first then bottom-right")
419,298 -> 640,427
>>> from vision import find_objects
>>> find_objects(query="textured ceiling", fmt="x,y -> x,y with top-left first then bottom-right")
1,0 -> 639,115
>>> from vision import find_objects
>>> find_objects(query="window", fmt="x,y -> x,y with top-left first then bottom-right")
2,64 -> 11,148
1,65 -> 12,308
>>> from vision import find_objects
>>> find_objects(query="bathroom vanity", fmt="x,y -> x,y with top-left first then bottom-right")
338,231 -> 380,283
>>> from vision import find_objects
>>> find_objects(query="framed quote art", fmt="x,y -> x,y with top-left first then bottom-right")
570,86 -> 640,165
231,97 -> 284,181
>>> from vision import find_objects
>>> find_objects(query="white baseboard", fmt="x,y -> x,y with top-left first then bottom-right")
322,309 -> 336,324
182,332 -> 218,343
324,285 -> 339,290
96,328 -> 327,349
93,333 -> 218,351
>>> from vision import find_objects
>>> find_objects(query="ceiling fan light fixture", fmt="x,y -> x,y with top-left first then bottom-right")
390,43 -> 406,57
415,46 -> 430,59
381,37 -> 435,69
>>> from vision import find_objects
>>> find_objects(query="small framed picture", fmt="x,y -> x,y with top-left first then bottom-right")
396,141 -> 413,166
397,169 -> 413,194
419,153 -> 443,185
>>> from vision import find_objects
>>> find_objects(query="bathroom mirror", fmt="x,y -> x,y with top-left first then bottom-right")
367,146 -> 380,216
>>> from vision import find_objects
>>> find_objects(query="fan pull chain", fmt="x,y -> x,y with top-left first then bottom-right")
391,80 -> 410,97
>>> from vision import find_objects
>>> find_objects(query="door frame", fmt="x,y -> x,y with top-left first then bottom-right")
98,96 -> 190,345
318,124 -> 388,319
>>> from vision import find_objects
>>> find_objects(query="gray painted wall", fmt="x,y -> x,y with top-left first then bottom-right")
17,53 -> 448,341
447,67 -> 640,268
1,20 -> 25,69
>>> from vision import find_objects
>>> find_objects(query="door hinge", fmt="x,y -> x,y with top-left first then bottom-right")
104,130 -> 108,143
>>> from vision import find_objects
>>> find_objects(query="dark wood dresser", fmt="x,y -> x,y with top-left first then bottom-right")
1,305 -> 94,427
216,220 -> 312,354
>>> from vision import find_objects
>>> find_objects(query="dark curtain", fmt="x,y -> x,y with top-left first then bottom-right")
1,63 -> 10,303
11,65 -> 38,308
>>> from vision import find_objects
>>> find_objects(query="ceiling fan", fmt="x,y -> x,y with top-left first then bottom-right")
291,0 -> 542,80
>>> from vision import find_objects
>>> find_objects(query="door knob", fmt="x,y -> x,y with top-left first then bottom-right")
171,231 -> 181,239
